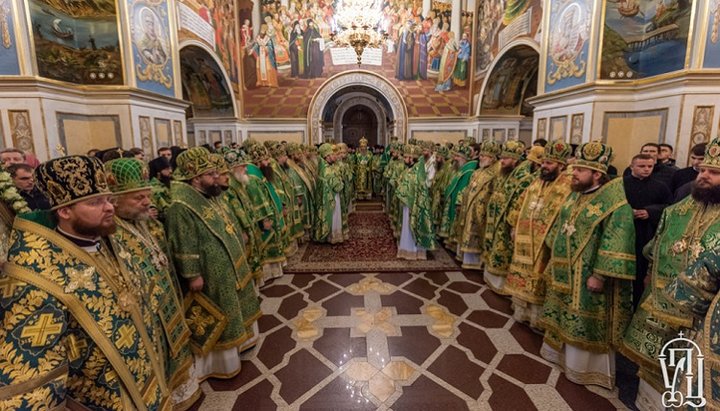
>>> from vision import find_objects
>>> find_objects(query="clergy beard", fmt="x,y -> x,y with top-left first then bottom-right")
204,185 -> 224,197
72,219 -> 116,238
260,164 -> 274,182
570,178 -> 594,193
500,163 -> 515,176
159,174 -> 171,187
691,183 -> 720,204
281,161 -> 290,170
540,168 -> 559,182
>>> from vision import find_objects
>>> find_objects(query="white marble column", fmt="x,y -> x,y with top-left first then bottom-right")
252,0 -> 261,36
451,0 -> 461,41
422,0 -> 431,17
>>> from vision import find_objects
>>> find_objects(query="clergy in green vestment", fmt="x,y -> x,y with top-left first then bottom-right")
430,145 -> 452,230
245,143 -> 288,286
371,148 -> 384,196
0,156 -> 171,410
620,136 -> 720,409
354,137 -> 373,200
383,144 -> 406,235
664,248 -> 720,409
286,143 -> 316,237
540,141 -> 635,390
483,142 -> 542,294
166,147 -> 261,381
419,141 -> 437,188
148,155 -> 173,220
455,139 -> 502,269
505,141 -> 574,330
220,150 -> 264,280
105,158 -> 200,409
438,145 -> 478,240
313,143 -> 345,243
335,143 -> 353,239
395,144 -> 436,260
269,143 -> 303,254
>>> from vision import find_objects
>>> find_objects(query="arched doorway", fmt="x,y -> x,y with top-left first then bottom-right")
476,43 -> 540,144
479,44 -> 539,117
342,106 -> 378,147
322,86 -> 391,146
308,71 -> 408,144
179,43 -> 237,145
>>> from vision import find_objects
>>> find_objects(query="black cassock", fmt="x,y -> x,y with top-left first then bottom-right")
623,174 -> 672,307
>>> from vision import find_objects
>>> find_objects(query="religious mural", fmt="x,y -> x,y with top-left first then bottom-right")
0,0 -> 20,75
130,0 -> 175,97
600,0 -> 693,80
240,0 -> 474,118
473,0 -> 542,76
704,0 -> 720,68
480,45 -> 538,115
177,0 -> 240,89
544,0 -> 590,93
472,0 -> 541,115
180,45 -> 234,118
28,0 -> 123,85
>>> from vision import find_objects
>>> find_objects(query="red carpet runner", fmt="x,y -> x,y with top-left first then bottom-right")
284,201 -> 459,273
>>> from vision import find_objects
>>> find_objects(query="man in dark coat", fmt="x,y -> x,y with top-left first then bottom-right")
671,142 -> 706,197
623,153 -> 672,307
623,142 -> 676,188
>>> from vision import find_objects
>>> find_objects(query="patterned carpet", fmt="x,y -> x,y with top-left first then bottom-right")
188,271 -> 629,410
242,50 -> 471,119
284,206 -> 460,273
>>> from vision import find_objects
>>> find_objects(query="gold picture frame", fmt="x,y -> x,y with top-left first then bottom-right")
549,116 -> 568,141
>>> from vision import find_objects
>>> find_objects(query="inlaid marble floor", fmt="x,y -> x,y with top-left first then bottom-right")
189,271 -> 631,410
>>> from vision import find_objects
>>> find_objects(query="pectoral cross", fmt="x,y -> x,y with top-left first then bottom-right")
21,313 -> 63,347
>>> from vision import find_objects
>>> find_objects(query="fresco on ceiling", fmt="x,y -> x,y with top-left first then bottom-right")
130,0 -> 175,97
180,45 -> 234,118
480,46 -> 538,116
703,0 -> 720,68
177,0 -> 239,89
474,0 -> 542,77
0,0 -> 21,75
240,0 -> 473,118
600,0 -> 693,80
544,0 -> 591,93
28,0 -> 123,85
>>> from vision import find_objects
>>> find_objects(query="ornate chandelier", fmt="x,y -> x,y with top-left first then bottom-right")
330,0 -> 388,67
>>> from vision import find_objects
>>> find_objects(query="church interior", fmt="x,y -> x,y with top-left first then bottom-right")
1,0 -> 720,410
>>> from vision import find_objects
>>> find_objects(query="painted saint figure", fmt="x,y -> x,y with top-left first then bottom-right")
289,21 -> 304,78
303,19 -> 324,79
252,25 -> 279,88
435,32 -> 459,92
395,19 -> 415,81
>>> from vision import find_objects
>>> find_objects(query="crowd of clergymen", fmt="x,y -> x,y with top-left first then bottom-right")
0,134 -> 718,410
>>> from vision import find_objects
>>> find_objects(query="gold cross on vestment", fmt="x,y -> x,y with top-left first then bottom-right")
0,276 -> 18,298
585,204 -> 603,218
115,324 -> 135,350
21,313 -> 63,347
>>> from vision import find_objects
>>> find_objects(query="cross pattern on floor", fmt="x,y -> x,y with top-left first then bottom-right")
190,271 -> 625,410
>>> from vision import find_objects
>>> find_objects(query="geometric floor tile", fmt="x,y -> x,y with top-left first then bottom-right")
193,270 -> 634,410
